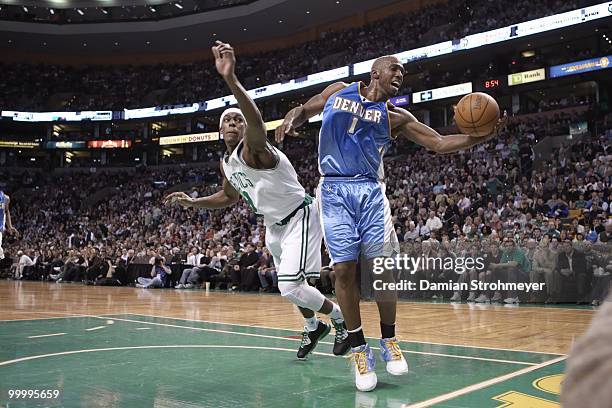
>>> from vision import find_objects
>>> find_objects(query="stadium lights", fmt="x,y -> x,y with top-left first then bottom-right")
174,3 -> 183,9
521,50 -> 535,57
22,6 -> 28,12
150,6 -> 156,12
77,9 -> 84,15
101,8 -> 108,14
49,8 -> 54,14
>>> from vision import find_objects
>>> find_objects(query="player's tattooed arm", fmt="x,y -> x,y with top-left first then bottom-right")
391,107 -> 498,154
4,195 -> 18,237
275,81 -> 348,143
212,41 -> 267,152
163,165 -> 240,209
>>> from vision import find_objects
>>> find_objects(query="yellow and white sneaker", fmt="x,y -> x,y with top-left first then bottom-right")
379,337 -> 409,375
352,344 -> 377,392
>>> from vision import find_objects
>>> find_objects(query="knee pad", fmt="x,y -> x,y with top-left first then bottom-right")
278,280 -> 326,311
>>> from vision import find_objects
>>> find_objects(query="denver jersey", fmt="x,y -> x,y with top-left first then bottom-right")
319,82 -> 392,179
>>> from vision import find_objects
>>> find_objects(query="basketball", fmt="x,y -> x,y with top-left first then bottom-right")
454,92 -> 500,137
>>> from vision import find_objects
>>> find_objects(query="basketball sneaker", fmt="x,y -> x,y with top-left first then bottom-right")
331,319 -> 350,356
297,320 -> 330,360
352,344 -> 377,392
379,337 -> 409,375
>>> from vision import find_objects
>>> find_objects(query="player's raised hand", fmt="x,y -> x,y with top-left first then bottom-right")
274,115 -> 299,143
212,40 -> 236,79
163,192 -> 194,208
484,110 -> 508,141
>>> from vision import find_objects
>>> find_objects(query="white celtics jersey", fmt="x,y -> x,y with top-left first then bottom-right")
222,140 -> 306,225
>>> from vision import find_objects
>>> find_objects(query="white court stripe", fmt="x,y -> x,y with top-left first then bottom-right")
27,333 -> 66,339
85,326 -> 106,332
0,345 -> 336,367
130,313 -> 565,357
393,349 -> 535,366
0,315 -> 91,322
135,328 -> 151,330
95,315 -> 535,365
403,356 -> 566,408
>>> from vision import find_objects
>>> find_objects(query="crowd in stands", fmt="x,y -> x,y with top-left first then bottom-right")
0,0 -> 597,111
2,108 -> 610,305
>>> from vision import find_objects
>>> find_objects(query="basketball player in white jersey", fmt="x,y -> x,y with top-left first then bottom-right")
164,41 -> 350,359
0,190 -> 19,261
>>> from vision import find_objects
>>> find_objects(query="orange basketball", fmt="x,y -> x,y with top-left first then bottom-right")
454,92 -> 500,137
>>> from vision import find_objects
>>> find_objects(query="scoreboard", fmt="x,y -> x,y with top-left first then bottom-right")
474,76 -> 507,92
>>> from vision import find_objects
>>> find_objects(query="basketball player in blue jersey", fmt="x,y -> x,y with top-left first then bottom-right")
0,190 -> 19,261
165,41 -> 350,360
276,55 -> 501,391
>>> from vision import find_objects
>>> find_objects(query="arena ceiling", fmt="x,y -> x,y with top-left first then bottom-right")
0,0 -> 405,57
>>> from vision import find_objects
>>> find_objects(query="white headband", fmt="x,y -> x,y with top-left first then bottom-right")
219,108 -> 246,130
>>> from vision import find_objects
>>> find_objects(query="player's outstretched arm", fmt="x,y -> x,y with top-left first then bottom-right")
392,108 -> 500,154
4,195 -> 18,237
274,81 -> 348,143
212,41 -> 267,151
164,166 -> 240,210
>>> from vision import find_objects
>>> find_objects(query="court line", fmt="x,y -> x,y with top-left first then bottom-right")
0,345 -> 336,367
27,333 -> 66,339
84,326 -> 106,332
402,355 -> 566,408
129,312 -> 565,357
88,314 -> 537,366
0,315 -> 93,322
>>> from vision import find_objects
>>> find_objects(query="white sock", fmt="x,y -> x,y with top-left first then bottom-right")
328,303 -> 344,322
304,316 -> 318,332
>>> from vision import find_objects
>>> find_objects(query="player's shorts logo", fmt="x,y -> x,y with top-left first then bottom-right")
600,57 -> 609,68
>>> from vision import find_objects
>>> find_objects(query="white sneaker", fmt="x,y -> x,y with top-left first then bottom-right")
184,283 -> 194,289
467,292 -> 476,302
491,292 -> 503,302
504,297 -> 519,304
135,284 -> 145,288
380,338 -> 409,375
49,274 -> 59,281
450,292 -> 461,302
475,294 -> 490,303
175,284 -> 185,289
352,344 -> 377,392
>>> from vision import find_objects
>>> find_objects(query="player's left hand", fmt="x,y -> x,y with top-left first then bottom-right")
490,110 -> 508,136
212,40 -> 236,79
478,110 -> 508,142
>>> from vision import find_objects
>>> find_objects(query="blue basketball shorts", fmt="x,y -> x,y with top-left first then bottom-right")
316,177 -> 399,265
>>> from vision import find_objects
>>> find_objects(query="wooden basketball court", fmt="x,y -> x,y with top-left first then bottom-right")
0,281 -> 595,407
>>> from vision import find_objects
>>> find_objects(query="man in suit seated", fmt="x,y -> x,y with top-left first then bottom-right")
556,240 -> 590,304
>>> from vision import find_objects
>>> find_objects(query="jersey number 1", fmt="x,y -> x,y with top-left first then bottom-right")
348,117 -> 358,134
